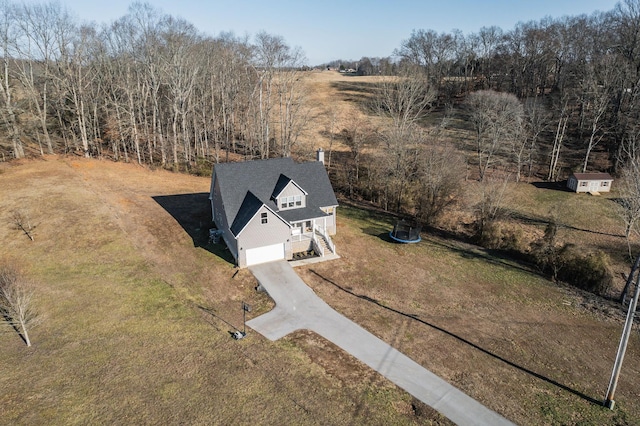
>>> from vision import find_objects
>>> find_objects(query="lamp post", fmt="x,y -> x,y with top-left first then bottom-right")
233,301 -> 252,340
242,301 -> 252,335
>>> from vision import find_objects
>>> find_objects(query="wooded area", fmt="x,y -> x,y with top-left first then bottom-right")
0,1 -> 309,165
3,0 -> 640,225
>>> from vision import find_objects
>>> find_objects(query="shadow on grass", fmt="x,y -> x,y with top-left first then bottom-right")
308,269 -> 605,408
197,305 -> 242,335
1,311 -> 28,346
506,209 -> 625,238
405,227 -> 539,277
152,193 -> 235,265
531,181 -> 573,192
362,228 -> 398,243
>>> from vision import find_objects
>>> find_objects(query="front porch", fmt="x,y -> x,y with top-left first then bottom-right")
290,218 -> 336,261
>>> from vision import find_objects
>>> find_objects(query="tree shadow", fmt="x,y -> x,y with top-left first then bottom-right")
1,310 -> 28,346
152,193 -> 235,265
361,227 -> 397,242
506,209 -> 625,238
420,230 -> 539,276
531,181 -> 573,192
308,269 -> 604,408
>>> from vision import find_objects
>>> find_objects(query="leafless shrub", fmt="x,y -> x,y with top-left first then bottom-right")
11,210 -> 35,241
0,266 -> 39,346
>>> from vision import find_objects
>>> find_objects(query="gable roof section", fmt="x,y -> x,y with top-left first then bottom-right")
230,191 -> 291,237
571,172 -> 613,181
213,158 -> 338,235
271,174 -> 308,200
230,191 -> 263,236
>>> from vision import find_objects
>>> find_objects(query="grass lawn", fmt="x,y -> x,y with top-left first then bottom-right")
0,157 -> 639,425
0,158 -> 440,425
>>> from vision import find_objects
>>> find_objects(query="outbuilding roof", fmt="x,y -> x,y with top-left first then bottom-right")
213,157 -> 338,236
571,172 -> 613,181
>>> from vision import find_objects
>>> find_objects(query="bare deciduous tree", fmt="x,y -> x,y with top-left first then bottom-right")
11,209 -> 34,241
579,55 -> 620,172
547,96 -> 570,181
395,29 -> 457,88
0,266 -> 38,347
371,70 -> 436,134
341,116 -> 376,198
467,90 -> 524,181
0,0 -> 24,159
617,147 -> 640,258
12,1 -> 68,155
415,139 -> 464,225
473,176 -> 510,243
371,69 -> 437,211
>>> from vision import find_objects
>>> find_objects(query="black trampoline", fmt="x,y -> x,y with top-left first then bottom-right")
389,220 -> 422,243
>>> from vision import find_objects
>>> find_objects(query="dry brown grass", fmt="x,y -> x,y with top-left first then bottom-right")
298,205 -> 640,425
0,157 -> 440,425
295,71 -> 389,157
2,72 -> 640,425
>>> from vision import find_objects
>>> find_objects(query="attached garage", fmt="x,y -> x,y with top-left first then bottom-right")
245,243 -> 285,266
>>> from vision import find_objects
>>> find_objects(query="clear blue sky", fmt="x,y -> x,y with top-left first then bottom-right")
59,0 -> 620,65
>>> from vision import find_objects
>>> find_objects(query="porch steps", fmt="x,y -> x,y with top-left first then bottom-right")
314,231 -> 334,255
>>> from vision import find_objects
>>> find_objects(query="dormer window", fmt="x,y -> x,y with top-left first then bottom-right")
280,195 -> 303,210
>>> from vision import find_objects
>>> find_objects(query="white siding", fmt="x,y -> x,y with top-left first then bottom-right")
278,181 -> 307,210
237,206 -> 291,268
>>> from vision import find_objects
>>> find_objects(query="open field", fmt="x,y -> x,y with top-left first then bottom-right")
1,156 -> 639,425
0,157 -> 448,425
2,71 -> 640,425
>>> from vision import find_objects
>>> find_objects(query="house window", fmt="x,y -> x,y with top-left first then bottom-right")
580,182 -> 587,187
280,195 -> 304,210
261,212 -> 268,224
603,181 -> 609,186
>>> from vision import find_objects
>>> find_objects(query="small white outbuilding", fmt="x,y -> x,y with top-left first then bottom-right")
567,172 -> 613,193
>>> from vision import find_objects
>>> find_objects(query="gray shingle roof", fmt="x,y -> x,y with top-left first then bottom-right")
230,191 -> 263,236
214,158 -> 338,235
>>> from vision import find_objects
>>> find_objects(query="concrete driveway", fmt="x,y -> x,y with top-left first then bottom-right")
247,261 -> 514,426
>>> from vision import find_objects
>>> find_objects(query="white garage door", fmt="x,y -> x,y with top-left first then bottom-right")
246,243 -> 285,266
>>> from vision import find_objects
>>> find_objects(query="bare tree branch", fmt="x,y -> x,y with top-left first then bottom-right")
11,209 -> 34,241
0,266 -> 39,346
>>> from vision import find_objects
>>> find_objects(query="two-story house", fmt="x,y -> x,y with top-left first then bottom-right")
209,152 -> 338,268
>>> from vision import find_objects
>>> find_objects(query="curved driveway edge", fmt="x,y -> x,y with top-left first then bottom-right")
247,261 -> 514,426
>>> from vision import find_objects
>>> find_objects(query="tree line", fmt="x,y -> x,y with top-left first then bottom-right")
0,1 -> 309,167
4,1 -> 640,210
330,1 -> 640,180
3,0 -> 640,174
332,0 -> 640,221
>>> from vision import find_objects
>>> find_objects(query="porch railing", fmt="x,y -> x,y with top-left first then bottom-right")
313,224 -> 336,255
291,232 -> 312,243
311,233 -> 324,257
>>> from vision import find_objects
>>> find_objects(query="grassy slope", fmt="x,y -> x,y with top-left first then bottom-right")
0,158 -> 440,425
